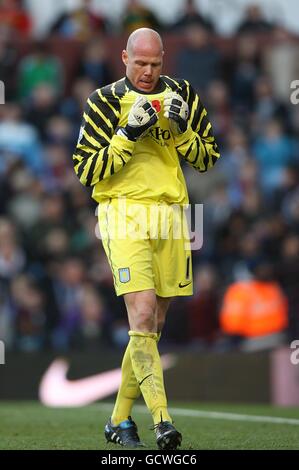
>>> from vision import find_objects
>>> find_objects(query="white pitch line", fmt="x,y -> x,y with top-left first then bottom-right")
166,407 -> 299,426
98,403 -> 299,426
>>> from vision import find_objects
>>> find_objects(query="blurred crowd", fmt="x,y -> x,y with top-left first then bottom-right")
0,0 -> 299,353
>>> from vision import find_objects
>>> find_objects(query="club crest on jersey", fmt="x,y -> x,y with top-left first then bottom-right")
151,100 -> 161,112
118,267 -> 131,283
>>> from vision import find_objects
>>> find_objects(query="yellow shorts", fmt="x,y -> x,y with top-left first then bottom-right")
98,199 -> 193,297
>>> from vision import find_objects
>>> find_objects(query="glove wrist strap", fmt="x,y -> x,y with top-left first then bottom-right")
116,127 -> 137,142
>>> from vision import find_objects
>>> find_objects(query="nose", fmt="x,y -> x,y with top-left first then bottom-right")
144,65 -> 152,76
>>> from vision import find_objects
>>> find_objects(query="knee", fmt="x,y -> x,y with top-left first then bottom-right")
125,290 -> 158,332
133,301 -> 156,332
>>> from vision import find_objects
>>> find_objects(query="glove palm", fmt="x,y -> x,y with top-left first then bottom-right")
164,92 -> 189,135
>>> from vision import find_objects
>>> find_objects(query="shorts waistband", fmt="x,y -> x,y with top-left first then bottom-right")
99,197 -> 188,206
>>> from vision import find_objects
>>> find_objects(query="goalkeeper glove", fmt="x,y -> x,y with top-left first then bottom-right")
118,96 -> 158,141
164,92 -> 189,134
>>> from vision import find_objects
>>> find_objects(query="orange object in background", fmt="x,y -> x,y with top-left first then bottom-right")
0,0 -> 32,37
220,280 -> 288,337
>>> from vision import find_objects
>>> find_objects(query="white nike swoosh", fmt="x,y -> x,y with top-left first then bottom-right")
39,354 -> 176,407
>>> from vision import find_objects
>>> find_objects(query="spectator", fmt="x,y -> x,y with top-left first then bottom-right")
252,119 -> 295,194
25,192 -> 70,263
281,185 -> 299,230
60,77 -> 95,132
232,231 -> 262,281
264,27 -> 299,103
7,167 -> 42,230
24,83 -> 59,139
230,34 -> 261,113
217,126 -> 250,194
17,41 -> 63,102
278,234 -> 299,338
45,115 -> 74,149
121,0 -> 162,34
252,76 -> 289,131
0,103 -> 44,176
220,259 -> 288,350
50,257 -> 87,350
187,265 -> 220,348
78,38 -> 113,87
50,0 -> 108,40
171,0 -> 214,32
11,274 -> 46,351
175,24 -> 221,94
0,217 -> 25,281
213,210 -> 250,283
236,4 -> 275,35
206,80 -> 232,141
79,283 -> 105,345
272,165 -> 299,211
0,0 -> 31,38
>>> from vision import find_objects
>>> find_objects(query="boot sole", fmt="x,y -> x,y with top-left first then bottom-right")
157,430 -> 182,450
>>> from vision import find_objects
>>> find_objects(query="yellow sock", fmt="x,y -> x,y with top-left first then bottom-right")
128,330 -> 172,425
111,332 -> 162,425
111,343 -> 141,425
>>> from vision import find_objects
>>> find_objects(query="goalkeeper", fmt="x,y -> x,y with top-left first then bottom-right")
73,28 -> 220,450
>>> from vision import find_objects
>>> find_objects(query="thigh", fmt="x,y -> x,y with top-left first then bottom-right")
98,200 -> 155,296
152,206 -> 193,298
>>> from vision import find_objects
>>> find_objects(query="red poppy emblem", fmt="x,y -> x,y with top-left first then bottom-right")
151,100 -> 161,112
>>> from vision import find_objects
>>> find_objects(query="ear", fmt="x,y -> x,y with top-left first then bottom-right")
122,50 -> 128,66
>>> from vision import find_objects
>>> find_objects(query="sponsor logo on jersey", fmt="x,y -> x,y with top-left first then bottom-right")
149,127 -> 171,144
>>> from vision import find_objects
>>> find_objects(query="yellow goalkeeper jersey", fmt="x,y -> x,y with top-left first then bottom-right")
73,76 -> 220,204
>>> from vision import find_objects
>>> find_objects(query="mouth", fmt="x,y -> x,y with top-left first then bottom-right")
139,80 -> 154,90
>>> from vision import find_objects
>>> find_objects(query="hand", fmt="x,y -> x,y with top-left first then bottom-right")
119,96 -> 158,141
164,92 -> 189,134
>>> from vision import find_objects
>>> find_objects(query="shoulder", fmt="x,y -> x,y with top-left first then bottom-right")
88,78 -> 127,104
161,75 -> 197,100
101,78 -> 127,100
161,75 -> 198,104
85,80 -> 126,123
161,75 -> 192,92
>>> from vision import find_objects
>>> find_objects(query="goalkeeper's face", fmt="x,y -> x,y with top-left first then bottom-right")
122,40 -> 163,93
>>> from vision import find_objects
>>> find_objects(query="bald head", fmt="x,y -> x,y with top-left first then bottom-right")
126,28 -> 163,56
122,28 -> 164,92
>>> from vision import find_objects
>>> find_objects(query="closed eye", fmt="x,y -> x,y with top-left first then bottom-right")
135,61 -> 161,67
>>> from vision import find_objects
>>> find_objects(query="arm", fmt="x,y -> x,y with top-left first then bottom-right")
73,87 -> 157,187
165,81 -> 220,173
72,86 -> 134,187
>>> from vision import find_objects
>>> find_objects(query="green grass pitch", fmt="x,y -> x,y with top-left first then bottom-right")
0,401 -> 299,450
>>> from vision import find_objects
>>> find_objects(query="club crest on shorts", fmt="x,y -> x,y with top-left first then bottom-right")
118,267 -> 131,283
